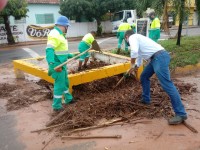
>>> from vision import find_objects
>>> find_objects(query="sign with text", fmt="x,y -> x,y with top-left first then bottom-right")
0,21 -> 112,44
136,18 -> 149,37
0,25 -> 24,44
26,25 -> 54,39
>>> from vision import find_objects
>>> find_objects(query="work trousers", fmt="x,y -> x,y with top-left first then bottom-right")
78,41 -> 90,62
117,32 -> 128,51
140,50 -> 187,117
51,68 -> 73,110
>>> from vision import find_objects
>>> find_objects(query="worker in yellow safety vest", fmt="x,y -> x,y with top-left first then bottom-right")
148,12 -> 161,42
117,21 -> 132,53
78,31 -> 96,71
46,16 -> 76,112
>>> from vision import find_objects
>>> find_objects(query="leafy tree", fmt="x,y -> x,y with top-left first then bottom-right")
135,0 -> 153,17
0,0 -> 28,44
60,0 -> 92,22
136,0 -> 191,46
172,0 -> 187,45
60,0 -> 135,36
106,0 -> 136,13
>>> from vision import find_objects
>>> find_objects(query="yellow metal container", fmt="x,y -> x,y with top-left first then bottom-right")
13,51 -> 143,92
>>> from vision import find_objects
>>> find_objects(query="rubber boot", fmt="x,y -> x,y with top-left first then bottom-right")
168,115 -> 187,125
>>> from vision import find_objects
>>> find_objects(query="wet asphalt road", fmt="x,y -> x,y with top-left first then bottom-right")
0,27 -> 200,150
0,27 -> 200,64
0,37 -> 117,64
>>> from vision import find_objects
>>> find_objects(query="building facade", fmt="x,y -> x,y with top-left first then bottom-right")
10,0 -> 60,25
0,0 -> 112,44
168,0 -> 199,26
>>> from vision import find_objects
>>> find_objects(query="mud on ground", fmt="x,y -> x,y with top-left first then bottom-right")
1,62 -> 200,150
0,62 -> 197,134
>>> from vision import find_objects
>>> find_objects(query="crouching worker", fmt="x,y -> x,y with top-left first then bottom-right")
78,31 -> 96,71
46,16 -> 75,112
124,29 -> 187,125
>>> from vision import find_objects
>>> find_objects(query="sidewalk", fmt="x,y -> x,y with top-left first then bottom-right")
1,25 -> 199,49
0,36 -> 82,49
170,25 -> 200,30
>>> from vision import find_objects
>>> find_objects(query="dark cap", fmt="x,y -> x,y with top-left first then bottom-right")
148,11 -> 155,17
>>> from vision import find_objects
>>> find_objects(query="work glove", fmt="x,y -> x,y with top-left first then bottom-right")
123,72 -> 130,78
48,63 -> 62,76
128,64 -> 138,76
48,63 -> 54,76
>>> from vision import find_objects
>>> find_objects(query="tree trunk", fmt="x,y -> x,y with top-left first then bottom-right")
163,0 -> 171,36
176,22 -> 182,46
3,15 -> 15,44
96,19 -> 102,36
176,0 -> 185,46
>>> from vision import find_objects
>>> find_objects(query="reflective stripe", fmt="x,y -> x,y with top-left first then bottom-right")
46,44 -> 54,49
55,50 -> 68,55
81,41 -> 90,47
117,30 -> 128,32
54,95 -> 62,99
149,28 -> 160,30
64,90 -> 69,94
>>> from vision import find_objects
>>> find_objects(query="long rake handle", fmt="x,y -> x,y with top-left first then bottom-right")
54,47 -> 91,70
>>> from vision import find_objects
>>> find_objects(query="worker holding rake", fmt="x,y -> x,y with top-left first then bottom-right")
46,16 -> 75,112
124,29 -> 187,125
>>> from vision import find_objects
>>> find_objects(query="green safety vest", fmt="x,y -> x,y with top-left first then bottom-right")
82,33 -> 95,46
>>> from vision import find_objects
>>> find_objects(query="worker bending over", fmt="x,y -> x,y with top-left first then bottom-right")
46,16 -> 75,112
124,29 -> 187,125
78,31 -> 96,71
117,21 -> 132,53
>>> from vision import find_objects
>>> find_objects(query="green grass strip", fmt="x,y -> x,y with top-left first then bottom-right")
111,36 -> 200,70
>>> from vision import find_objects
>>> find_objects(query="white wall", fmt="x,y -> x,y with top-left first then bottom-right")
9,4 -> 60,25
0,21 -> 113,44
193,11 -> 199,26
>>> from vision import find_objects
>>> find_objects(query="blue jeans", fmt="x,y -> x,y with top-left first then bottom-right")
140,50 -> 187,117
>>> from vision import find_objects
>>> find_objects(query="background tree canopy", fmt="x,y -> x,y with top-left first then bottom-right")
60,0 -> 137,35
0,0 -> 28,44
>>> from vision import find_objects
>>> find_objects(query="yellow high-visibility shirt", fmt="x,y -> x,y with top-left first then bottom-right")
118,23 -> 131,32
150,17 -> 160,29
47,26 -> 68,52
82,33 -> 95,46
